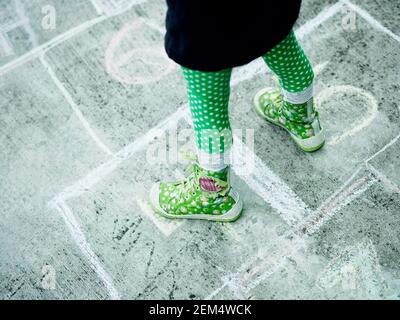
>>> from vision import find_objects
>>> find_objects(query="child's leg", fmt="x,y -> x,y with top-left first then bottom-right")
262,30 -> 314,102
181,66 -> 232,171
256,30 -> 325,151
149,66 -> 242,222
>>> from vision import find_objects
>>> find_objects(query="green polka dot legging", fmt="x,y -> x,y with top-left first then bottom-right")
182,30 -> 314,157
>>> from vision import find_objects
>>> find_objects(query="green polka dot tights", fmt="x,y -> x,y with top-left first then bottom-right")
182,30 -> 315,161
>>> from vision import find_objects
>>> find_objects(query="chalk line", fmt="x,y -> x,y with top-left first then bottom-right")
40,56 -> 114,156
316,85 -> 379,145
136,199 -> 185,237
231,135 -> 310,226
14,0 -> 39,48
89,0 -> 104,15
206,168 -> 376,298
51,105 -> 188,202
366,163 -> 400,194
341,0 -> 400,43
105,19 -> 175,85
0,16 -> 107,77
50,199 -> 121,299
364,133 -> 400,163
0,33 -> 14,57
93,0 -> 147,16
0,17 -> 28,32
0,0 -> 147,77
364,133 -> 400,193
48,106 -> 187,296
305,173 -> 377,236
243,173 -> 376,293
296,1 -> 345,39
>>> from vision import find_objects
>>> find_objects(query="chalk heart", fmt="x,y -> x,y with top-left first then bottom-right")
105,18 -> 176,85
316,85 -> 378,145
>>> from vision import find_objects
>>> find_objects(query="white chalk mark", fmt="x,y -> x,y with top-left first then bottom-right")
0,0 -> 145,77
89,0 -> 104,15
14,0 -> 39,47
0,10 -> 29,57
231,135 -> 310,226
316,85 -> 379,145
0,15 -> 106,76
50,199 -> 121,299
248,173 -> 376,291
316,238 -> 385,298
136,199 -> 185,236
0,33 -> 14,57
306,174 -> 377,236
341,0 -> 400,43
314,60 -> 330,77
296,1 -> 345,39
206,169 -> 376,299
364,133 -> 400,163
40,56 -> 114,156
0,18 -> 28,32
93,0 -> 147,16
366,163 -> 400,194
51,106 -> 188,202
105,19 -> 175,85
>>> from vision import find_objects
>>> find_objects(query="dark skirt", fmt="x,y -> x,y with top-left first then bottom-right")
164,0 -> 302,71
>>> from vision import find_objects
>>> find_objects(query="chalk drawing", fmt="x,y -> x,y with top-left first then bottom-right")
316,238 -> 385,298
105,19 -> 175,85
91,0 -> 147,16
50,199 -> 121,299
316,85 -> 378,145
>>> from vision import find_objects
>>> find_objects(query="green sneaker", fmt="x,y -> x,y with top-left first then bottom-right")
149,164 -> 243,222
254,87 -> 325,152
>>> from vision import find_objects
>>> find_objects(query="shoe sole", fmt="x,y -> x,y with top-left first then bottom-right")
253,87 -> 326,153
149,183 -> 243,222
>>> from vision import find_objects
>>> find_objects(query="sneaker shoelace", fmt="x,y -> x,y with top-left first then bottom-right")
263,91 -> 318,125
170,163 -> 229,202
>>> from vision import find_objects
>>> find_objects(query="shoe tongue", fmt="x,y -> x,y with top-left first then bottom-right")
206,167 -> 229,182
198,167 -> 229,193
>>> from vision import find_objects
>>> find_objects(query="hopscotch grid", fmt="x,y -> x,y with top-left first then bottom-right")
41,0 -> 399,299
46,2 -> 346,299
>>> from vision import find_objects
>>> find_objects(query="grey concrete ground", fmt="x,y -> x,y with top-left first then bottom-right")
0,0 -> 399,299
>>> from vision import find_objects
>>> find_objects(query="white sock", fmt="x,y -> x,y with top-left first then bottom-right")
197,149 -> 230,172
282,82 -> 314,104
